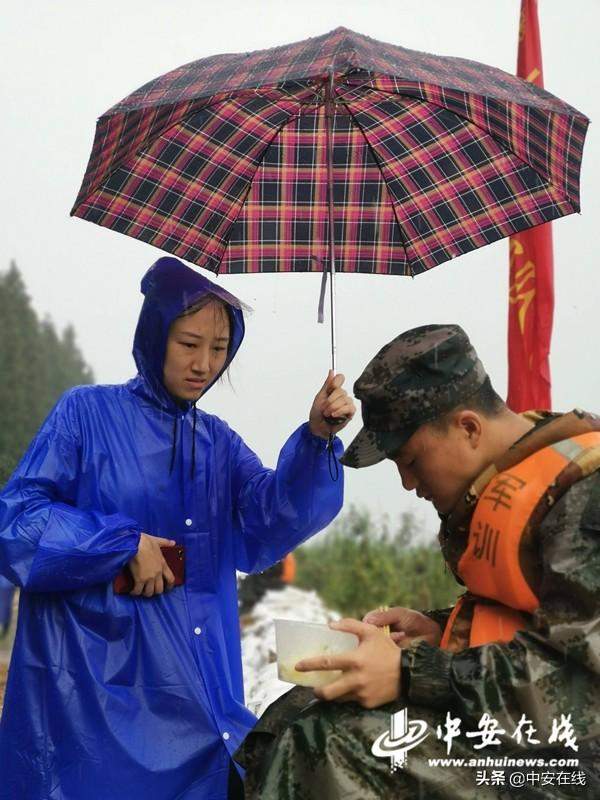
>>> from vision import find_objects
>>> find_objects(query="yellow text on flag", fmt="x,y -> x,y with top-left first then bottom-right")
509,238 -> 536,336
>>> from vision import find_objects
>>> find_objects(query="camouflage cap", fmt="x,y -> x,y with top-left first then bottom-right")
341,324 -> 488,468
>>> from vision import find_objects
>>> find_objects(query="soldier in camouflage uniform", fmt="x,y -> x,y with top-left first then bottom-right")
235,325 -> 600,799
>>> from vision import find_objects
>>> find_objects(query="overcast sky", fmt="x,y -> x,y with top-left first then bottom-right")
2,0 -> 599,538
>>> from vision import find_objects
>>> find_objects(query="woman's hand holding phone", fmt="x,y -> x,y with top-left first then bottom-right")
129,534 -> 176,597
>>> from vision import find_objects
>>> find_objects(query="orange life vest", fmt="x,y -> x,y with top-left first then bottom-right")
440,431 -> 600,650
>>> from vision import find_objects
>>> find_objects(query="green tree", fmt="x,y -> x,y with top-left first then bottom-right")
0,261 -> 94,486
295,506 -> 459,617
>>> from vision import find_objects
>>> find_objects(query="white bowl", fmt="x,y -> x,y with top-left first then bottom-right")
274,618 -> 358,688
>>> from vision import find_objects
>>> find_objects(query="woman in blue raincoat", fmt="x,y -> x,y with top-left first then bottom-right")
0,256 -> 355,800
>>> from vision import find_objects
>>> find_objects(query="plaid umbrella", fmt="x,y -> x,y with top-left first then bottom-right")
72,27 -> 588,365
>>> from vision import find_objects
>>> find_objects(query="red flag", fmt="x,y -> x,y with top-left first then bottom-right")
507,0 -> 554,412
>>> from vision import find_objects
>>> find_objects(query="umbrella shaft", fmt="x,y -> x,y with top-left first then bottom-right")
325,71 -> 337,373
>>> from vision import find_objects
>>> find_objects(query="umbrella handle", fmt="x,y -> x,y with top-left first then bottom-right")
323,415 -> 349,426
324,68 -> 338,375
323,70 -> 348,429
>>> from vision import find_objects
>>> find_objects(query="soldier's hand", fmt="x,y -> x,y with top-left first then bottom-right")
295,619 -> 401,709
363,606 -> 442,647
309,371 -> 356,439
129,533 -> 176,597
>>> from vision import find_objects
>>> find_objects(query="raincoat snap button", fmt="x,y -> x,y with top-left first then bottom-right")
194,627 -> 202,635
185,518 -> 192,526
222,732 -> 230,741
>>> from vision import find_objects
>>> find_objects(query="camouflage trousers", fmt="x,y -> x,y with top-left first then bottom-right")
235,688 -> 600,800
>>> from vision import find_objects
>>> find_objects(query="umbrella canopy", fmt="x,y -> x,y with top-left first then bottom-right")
72,27 -> 588,279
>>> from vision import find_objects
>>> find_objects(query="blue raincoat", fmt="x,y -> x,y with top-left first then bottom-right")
0,257 -> 343,800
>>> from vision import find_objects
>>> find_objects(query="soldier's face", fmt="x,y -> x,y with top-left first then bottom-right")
392,412 -> 484,513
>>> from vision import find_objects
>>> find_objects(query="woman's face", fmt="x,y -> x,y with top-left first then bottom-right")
162,301 -> 230,401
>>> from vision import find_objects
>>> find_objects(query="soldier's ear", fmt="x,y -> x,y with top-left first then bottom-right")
456,410 -> 482,448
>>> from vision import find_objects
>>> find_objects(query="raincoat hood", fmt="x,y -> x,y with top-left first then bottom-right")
133,256 -> 245,411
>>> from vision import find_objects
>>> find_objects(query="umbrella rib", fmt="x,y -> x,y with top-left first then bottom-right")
73,85 -> 319,217
344,82 -> 581,213
74,93 -> 256,212
337,96 -> 415,278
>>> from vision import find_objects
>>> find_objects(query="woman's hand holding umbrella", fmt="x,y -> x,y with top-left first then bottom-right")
309,371 -> 356,439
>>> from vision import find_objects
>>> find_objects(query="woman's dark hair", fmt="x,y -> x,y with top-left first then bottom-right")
180,294 -> 228,322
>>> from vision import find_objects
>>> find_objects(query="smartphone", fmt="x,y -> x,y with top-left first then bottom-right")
113,545 -> 185,595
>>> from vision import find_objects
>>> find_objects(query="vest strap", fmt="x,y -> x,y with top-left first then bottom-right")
469,603 -> 529,648
439,597 -> 529,650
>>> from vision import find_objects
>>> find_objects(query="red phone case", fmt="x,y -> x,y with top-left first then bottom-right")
113,545 -> 185,595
